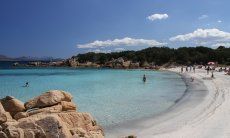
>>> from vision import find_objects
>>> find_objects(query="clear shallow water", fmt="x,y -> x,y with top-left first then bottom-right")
0,68 -> 186,128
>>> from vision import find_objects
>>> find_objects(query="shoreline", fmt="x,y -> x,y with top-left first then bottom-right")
1,67 -> 229,137
105,68 -> 226,138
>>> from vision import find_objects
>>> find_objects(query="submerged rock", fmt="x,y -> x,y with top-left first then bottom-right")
0,90 -> 104,138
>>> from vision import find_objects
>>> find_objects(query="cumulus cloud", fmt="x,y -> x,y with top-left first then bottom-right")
78,37 -> 166,48
169,28 -> 230,42
147,13 -> 168,21
198,15 -> 208,20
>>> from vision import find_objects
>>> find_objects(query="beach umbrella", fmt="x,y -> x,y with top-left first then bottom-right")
207,62 -> 215,65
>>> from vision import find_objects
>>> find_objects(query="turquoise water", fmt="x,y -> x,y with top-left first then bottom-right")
0,68 -> 186,128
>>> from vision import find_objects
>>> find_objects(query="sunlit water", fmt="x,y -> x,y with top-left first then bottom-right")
0,68 -> 186,128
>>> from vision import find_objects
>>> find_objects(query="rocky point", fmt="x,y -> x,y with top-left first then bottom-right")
0,90 -> 104,138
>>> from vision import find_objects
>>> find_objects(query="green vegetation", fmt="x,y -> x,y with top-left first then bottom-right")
74,46 -> 230,66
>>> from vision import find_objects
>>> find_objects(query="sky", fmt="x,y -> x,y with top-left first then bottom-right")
1,0 -> 230,58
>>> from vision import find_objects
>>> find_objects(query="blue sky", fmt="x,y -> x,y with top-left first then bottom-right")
1,0 -> 230,58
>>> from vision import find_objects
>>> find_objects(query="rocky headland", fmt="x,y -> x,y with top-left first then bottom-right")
0,90 -> 104,138
13,57 -> 161,70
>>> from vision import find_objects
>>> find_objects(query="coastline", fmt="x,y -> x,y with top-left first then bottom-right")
1,67 -> 229,137
106,68 -> 229,138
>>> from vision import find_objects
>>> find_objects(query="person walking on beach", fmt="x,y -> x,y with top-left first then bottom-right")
143,74 -> 146,82
207,66 -> 210,75
181,67 -> 183,73
186,66 -> 188,72
211,71 -> 214,78
193,66 -> 196,73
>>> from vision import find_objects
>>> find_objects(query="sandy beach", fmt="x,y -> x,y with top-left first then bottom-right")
106,68 -> 230,138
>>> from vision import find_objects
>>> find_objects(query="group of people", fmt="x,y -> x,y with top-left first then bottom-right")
205,66 -> 215,78
181,65 -> 215,78
180,66 -> 196,82
181,65 -> 196,73
207,66 -> 230,77
218,67 -> 229,73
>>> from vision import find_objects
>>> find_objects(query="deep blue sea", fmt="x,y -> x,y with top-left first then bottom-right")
0,61 -> 186,128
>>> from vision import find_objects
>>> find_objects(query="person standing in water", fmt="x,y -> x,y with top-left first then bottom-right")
143,74 -> 146,82
181,67 -> 183,73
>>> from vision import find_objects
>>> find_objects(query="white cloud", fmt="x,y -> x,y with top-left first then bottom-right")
169,28 -> 230,42
198,15 -> 208,20
88,48 -> 126,53
212,43 -> 230,48
114,48 -> 125,51
89,49 -> 111,53
78,37 -> 166,48
147,13 -> 168,21
218,20 -> 222,23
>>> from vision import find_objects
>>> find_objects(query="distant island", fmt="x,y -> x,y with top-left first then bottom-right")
0,55 -> 14,61
0,55 -> 63,62
7,46 -> 230,68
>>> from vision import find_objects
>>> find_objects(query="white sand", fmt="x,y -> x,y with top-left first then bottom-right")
138,68 -> 230,138
106,68 -> 230,138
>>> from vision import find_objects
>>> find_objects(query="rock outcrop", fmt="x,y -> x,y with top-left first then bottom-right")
0,96 -> 25,117
0,90 -> 104,138
105,57 -> 134,69
0,102 -> 12,124
67,58 -> 79,67
24,90 -> 72,109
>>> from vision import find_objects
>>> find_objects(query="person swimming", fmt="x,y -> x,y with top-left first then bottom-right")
25,82 -> 29,87
143,74 -> 146,82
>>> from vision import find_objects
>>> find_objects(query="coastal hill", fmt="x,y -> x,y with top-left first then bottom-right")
9,46 -> 230,69
75,46 -> 230,66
